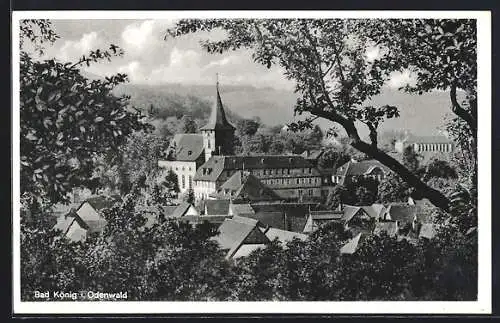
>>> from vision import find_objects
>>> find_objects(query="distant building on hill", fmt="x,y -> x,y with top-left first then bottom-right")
394,134 -> 454,154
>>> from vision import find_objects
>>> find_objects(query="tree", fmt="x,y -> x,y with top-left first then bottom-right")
20,20 -> 149,204
402,146 -> 420,173
177,115 -> 198,134
421,159 -> 458,181
167,19 -> 473,211
317,148 -> 351,170
364,19 -> 477,190
184,188 -> 195,205
378,172 -> 412,203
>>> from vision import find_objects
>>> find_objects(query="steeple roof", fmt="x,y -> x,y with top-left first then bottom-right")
200,81 -> 235,131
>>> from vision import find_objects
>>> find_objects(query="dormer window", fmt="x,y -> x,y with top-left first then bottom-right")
261,158 -> 265,164
188,151 -> 192,156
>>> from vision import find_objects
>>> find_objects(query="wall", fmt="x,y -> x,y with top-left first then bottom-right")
158,160 -> 197,194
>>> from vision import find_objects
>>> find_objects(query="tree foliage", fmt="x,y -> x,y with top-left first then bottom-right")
20,20 -> 149,204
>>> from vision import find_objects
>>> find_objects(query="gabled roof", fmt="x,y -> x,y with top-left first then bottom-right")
340,233 -> 363,254
203,199 -> 231,215
361,204 -> 386,220
215,171 -> 281,202
171,134 -> 205,161
335,159 -> 390,177
262,227 -> 308,244
373,221 -> 398,237
80,195 -> 120,212
419,223 -> 437,239
385,204 -> 418,225
177,215 -> 231,225
342,205 -> 363,223
232,244 -> 267,259
53,210 -> 91,237
212,216 -> 269,259
200,83 -> 235,131
170,202 -> 194,218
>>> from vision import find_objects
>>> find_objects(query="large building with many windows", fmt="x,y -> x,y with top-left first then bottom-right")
193,155 -> 323,201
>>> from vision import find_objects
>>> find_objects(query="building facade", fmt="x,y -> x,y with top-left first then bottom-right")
395,135 -> 454,154
333,159 -> 390,186
193,155 -> 323,201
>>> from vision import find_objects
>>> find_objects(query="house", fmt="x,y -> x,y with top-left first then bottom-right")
341,205 -> 377,233
158,133 -> 205,194
209,170 -> 282,202
53,209 -> 89,242
158,80 -> 236,195
383,204 -> 419,232
303,210 -> 344,233
75,195 -> 120,235
142,202 -> 199,229
372,221 -> 399,237
395,134 -> 453,154
193,155 -> 323,202
261,227 -> 308,246
211,215 -> 270,259
333,159 -> 390,185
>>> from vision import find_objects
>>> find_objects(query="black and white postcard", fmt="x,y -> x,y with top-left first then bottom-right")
11,10 -> 492,314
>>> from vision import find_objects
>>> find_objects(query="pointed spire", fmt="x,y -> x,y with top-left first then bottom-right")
200,74 -> 236,131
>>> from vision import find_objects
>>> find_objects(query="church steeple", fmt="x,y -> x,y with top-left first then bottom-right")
201,75 -> 236,161
200,76 -> 235,131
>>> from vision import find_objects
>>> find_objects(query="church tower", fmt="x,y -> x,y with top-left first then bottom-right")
200,77 -> 236,161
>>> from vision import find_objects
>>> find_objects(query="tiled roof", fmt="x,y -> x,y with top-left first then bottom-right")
171,134 -> 205,161
215,171 -> 281,202
250,202 -> 317,232
242,211 -> 285,230
212,216 -> 269,258
203,199 -> 231,215
361,204 -> 386,220
194,155 -> 319,182
200,85 -> 235,131
340,233 -> 363,254
170,202 -> 194,218
373,221 -> 399,237
82,195 -> 120,211
342,205 -> 363,223
262,227 -> 308,244
335,159 -> 390,177
230,203 -> 255,216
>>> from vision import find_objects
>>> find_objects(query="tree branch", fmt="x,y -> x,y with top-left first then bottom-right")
450,84 -> 476,135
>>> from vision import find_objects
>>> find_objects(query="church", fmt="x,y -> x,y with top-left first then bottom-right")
158,80 -> 323,202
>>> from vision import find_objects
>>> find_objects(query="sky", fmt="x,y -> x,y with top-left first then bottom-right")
34,19 -> 414,91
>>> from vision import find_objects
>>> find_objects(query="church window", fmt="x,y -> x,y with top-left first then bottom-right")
182,175 -> 186,189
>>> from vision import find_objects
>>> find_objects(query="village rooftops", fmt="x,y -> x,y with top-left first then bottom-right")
194,155 -> 319,182
383,204 -> 419,226
211,171 -> 282,201
373,221 -> 399,237
170,133 -> 205,161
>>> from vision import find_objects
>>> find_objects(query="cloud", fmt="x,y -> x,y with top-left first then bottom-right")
57,31 -> 104,61
169,47 -> 201,67
121,19 -> 178,56
117,60 -> 145,82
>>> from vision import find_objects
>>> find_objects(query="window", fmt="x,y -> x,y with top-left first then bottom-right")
189,176 -> 193,188
287,169 -> 291,175
298,189 -> 303,196
182,175 -> 186,189
182,167 -> 185,171
296,178 -> 300,184
309,178 -> 312,184
308,189 -> 313,196
309,168 -> 312,174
